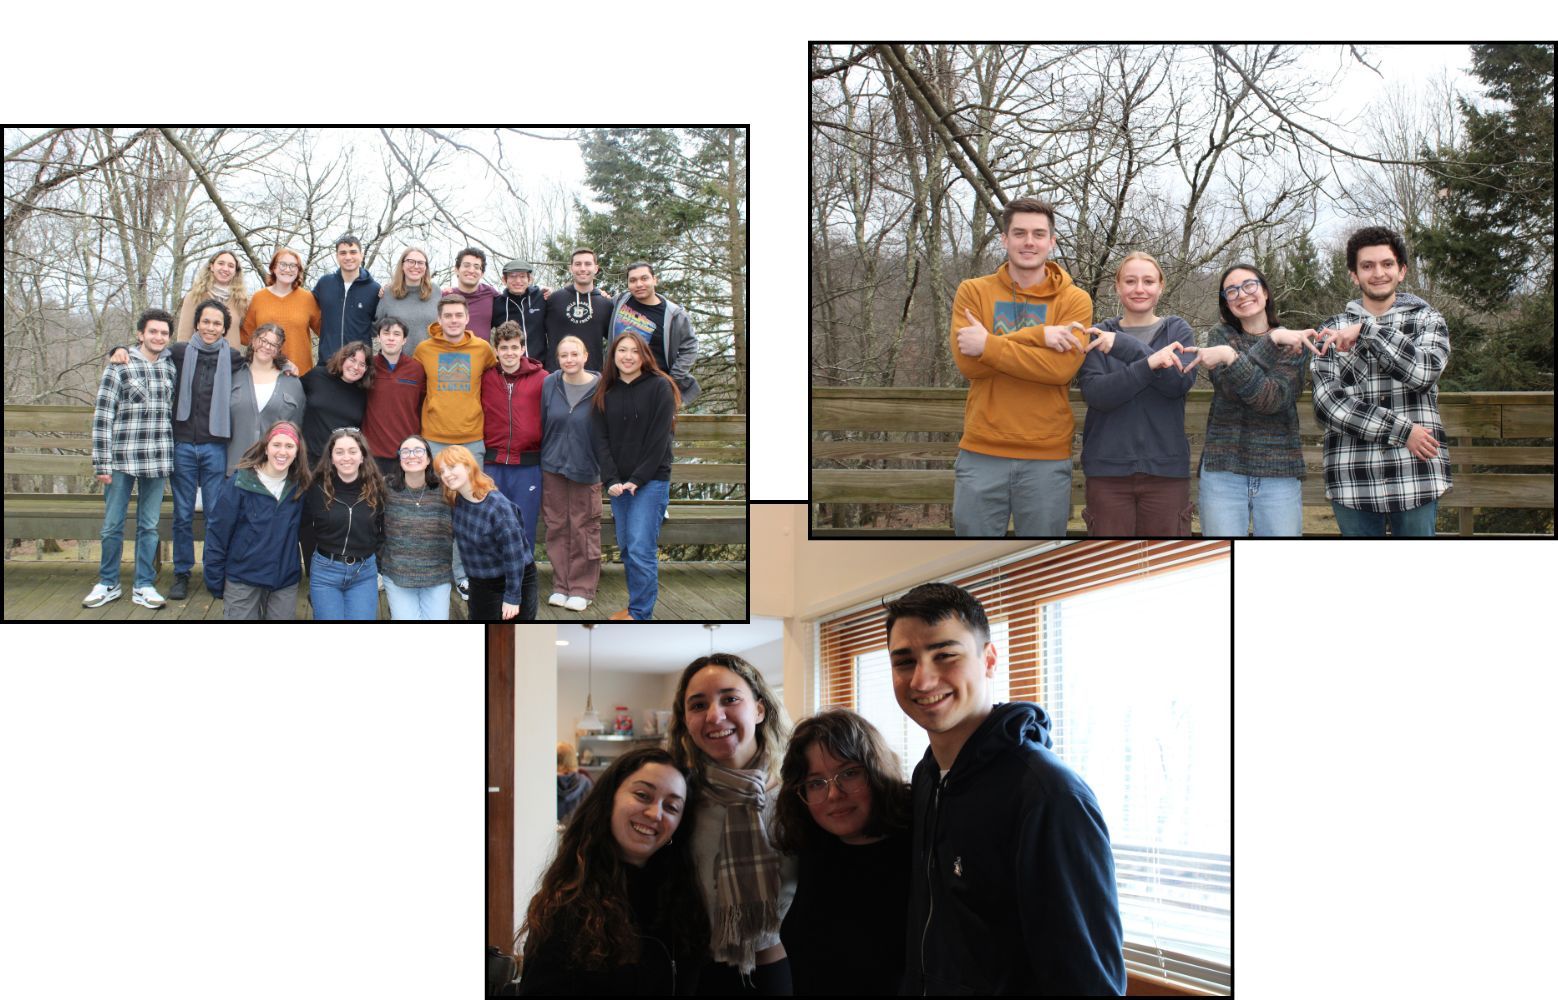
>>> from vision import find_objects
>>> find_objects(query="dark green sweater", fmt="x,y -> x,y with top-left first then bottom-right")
1198,323 -> 1307,479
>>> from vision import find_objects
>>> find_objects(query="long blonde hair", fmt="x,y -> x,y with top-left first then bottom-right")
387,246 -> 435,301
187,250 -> 250,321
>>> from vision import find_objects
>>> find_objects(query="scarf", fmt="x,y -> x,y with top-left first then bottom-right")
701,764 -> 782,974
177,335 -> 232,437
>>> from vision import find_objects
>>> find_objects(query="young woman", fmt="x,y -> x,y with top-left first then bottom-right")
517,747 -> 708,996
774,709 -> 912,996
241,247 -> 321,376
227,323 -> 306,474
1075,252 -> 1200,536
378,434 -> 453,620
541,335 -> 602,612
592,330 -> 679,621
667,653 -> 795,995
556,741 -> 595,824
1195,263 -> 1315,537
300,341 -> 371,465
204,421 -> 311,620
374,247 -> 440,354
430,445 -> 536,622
303,428 -> 385,620
177,249 -> 250,347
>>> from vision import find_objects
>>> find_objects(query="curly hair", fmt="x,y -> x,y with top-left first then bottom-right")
324,341 -> 373,390
185,250 -> 250,326
518,747 -> 707,972
310,428 -> 385,511
772,709 -> 911,854
667,653 -> 790,773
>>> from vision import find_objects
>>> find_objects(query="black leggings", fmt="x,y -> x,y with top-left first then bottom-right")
697,958 -> 792,996
467,562 -> 538,622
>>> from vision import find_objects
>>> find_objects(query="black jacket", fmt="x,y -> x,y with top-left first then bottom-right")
903,702 -> 1126,996
302,473 -> 383,561
169,342 -> 244,444
591,374 -> 675,488
491,286 -> 548,363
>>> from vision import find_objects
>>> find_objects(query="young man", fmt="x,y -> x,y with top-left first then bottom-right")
84,309 -> 179,609
1312,226 -> 1452,536
609,260 -> 701,404
491,259 -> 548,364
364,316 -> 427,478
445,246 -> 498,342
312,233 -> 382,366
481,321 -> 546,547
542,247 -> 613,371
889,582 -> 1125,995
413,293 -> 497,597
950,197 -> 1093,537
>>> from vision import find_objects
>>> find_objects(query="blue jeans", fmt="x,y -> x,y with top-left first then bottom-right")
429,439 -> 484,582
952,450 -> 1072,536
382,577 -> 452,620
486,463 -> 541,546
1331,498 -> 1438,537
609,478 -> 670,620
1198,469 -> 1303,537
309,551 -> 380,620
99,472 -> 166,589
173,440 -> 228,576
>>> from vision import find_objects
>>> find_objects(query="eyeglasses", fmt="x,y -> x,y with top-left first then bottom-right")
275,262 -> 300,272
1220,278 -> 1263,300
255,338 -> 282,350
403,259 -> 427,268
797,765 -> 868,804
398,447 -> 427,457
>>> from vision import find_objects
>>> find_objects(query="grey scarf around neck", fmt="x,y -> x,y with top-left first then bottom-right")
177,336 -> 232,437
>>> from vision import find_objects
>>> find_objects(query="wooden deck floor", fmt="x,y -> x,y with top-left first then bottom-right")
2,560 -> 747,622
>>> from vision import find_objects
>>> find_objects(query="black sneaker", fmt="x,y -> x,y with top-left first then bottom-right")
169,574 -> 190,601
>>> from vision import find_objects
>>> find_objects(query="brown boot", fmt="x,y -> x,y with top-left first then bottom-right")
609,608 -> 633,621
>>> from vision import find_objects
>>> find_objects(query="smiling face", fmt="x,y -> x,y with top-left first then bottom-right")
210,252 -> 238,285
614,337 -> 642,378
627,265 -> 657,303
557,340 -> 585,375
1351,243 -> 1406,304
398,436 -> 428,476
272,252 -> 301,287
400,252 -> 428,284
138,320 -> 171,356
496,337 -> 526,372
265,433 -> 297,473
609,762 -> 687,867
802,744 -> 873,843
253,329 -> 283,365
503,270 -> 531,295
455,254 -> 484,291
890,615 -> 996,760
439,457 -> 468,493
1222,268 -> 1267,324
1117,259 -> 1163,316
195,305 -> 227,344
570,252 -> 598,287
377,323 -> 406,359
684,665 -> 767,769
335,242 -> 362,274
331,435 -> 363,480
339,349 -> 368,384
439,304 -> 468,341
999,211 -> 1056,279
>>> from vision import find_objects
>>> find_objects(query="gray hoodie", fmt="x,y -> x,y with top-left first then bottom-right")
540,369 -> 601,483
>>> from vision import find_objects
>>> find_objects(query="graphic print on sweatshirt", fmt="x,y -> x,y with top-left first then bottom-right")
436,354 -> 472,393
992,300 -> 1048,336
613,303 -> 659,342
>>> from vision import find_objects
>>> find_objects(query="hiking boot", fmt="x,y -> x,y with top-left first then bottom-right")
169,574 -> 190,601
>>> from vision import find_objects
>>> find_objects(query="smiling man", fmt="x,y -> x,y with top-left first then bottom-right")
889,582 -> 1125,996
1312,226 -> 1452,536
950,198 -> 1094,536
313,233 -> 381,366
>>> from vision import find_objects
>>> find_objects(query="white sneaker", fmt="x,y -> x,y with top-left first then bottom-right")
194,486 -> 203,512
378,573 -> 385,592
132,586 -> 167,609
82,583 -> 122,608
457,578 -> 470,601
564,595 -> 590,612
547,592 -> 568,607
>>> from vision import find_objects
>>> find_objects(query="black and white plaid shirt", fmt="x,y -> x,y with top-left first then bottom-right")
92,350 -> 176,478
1312,292 -> 1452,513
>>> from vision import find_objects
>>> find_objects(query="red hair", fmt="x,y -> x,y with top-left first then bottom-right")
431,445 -> 497,506
265,248 -> 305,287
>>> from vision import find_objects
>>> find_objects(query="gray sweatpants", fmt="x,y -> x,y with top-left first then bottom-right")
223,580 -> 300,620
952,449 -> 1073,537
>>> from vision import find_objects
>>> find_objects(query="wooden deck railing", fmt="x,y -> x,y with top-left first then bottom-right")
812,388 -> 1554,537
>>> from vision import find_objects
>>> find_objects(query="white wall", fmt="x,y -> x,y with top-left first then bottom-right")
556,667 -> 681,746
512,626 -> 558,944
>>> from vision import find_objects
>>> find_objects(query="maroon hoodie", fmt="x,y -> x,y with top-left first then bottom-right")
480,354 -> 545,463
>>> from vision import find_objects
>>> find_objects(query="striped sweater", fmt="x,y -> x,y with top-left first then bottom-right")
379,484 -> 453,588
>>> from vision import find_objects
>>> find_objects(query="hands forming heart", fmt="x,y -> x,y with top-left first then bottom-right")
1083,324 -> 1114,355
1148,341 -> 1199,372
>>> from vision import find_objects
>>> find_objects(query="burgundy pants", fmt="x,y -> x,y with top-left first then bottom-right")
1083,474 -> 1192,537
541,471 -> 602,598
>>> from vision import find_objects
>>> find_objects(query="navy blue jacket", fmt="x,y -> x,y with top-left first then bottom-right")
903,702 -> 1126,996
313,268 -> 382,364
1076,316 -> 1198,478
204,468 -> 305,597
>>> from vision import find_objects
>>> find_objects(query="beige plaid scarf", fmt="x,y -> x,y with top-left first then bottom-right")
701,764 -> 782,974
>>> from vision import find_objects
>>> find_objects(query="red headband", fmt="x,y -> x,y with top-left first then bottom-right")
270,425 -> 300,444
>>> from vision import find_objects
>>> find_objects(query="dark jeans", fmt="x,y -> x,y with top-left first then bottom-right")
1331,498 -> 1438,537
173,440 -> 227,576
1083,473 -> 1192,537
466,562 -> 538,622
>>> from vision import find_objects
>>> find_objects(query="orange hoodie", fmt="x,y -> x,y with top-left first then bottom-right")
412,322 -> 497,443
950,261 -> 1093,460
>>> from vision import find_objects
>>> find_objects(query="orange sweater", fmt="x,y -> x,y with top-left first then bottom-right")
413,324 -> 497,443
950,261 -> 1093,460
241,286 -> 322,376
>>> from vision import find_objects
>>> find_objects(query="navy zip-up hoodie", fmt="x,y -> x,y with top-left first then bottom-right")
1076,315 -> 1198,478
313,267 -> 382,364
903,702 -> 1126,996
540,370 -> 601,484
491,286 -> 548,363
204,468 -> 305,597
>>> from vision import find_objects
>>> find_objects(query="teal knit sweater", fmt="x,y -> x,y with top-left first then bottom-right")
379,483 -> 453,588
1197,322 -> 1308,479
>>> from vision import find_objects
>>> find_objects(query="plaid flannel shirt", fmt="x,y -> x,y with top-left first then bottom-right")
1312,292 -> 1451,513
91,350 -> 176,478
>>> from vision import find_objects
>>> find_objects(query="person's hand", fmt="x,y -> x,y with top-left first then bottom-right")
1041,324 -> 1084,352
1406,423 -> 1440,461
541,286 -> 552,299
502,601 -> 519,620
1148,342 -> 1198,371
1083,326 -> 1115,355
1268,328 -> 1311,355
281,360 -> 300,377
1197,344 -> 1239,369
622,482 -> 638,495
1323,323 -> 1363,353
108,348 -> 129,365
608,483 -> 625,497
96,473 -> 112,485
376,286 -> 385,299
956,309 -> 989,357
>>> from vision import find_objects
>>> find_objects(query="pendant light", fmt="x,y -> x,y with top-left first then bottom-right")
704,623 -> 719,655
578,624 -> 604,733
